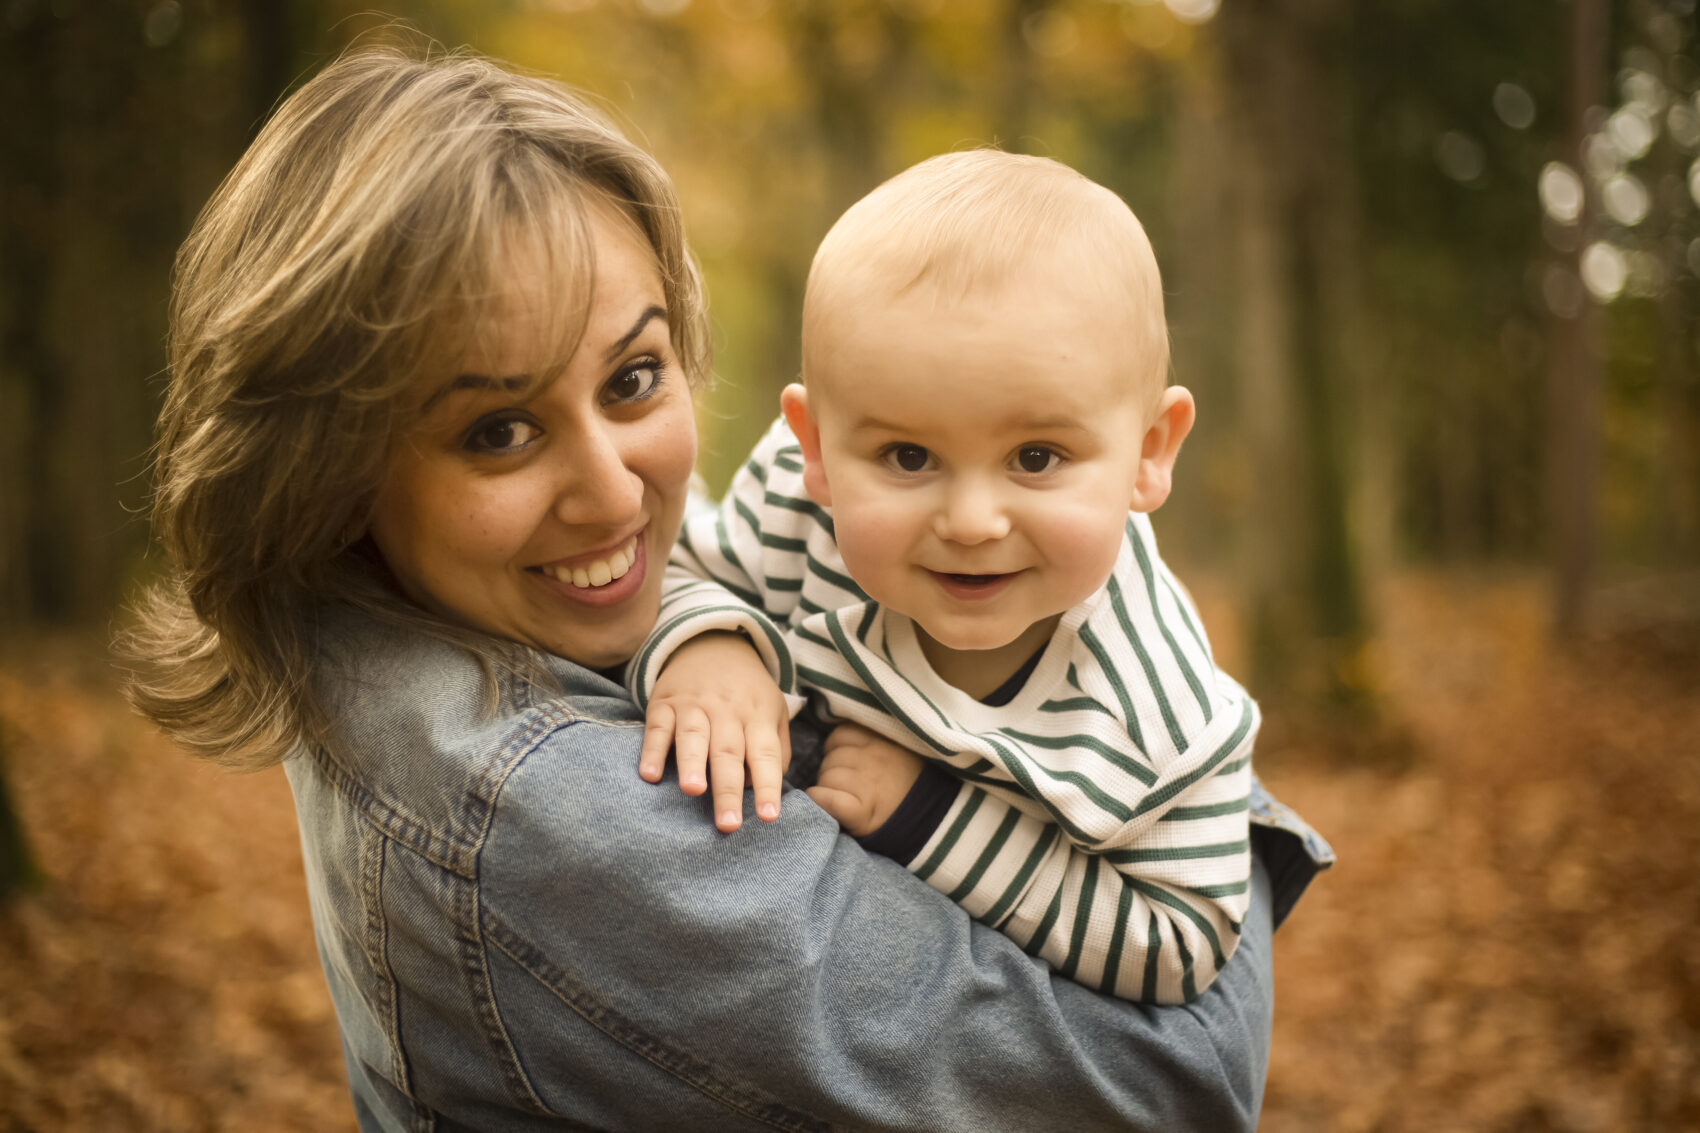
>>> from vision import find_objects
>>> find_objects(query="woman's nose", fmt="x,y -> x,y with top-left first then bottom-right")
551,422 -> 644,528
932,477 -> 1011,545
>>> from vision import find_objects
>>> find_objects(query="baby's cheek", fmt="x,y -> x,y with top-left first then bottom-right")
1043,509 -> 1126,591
835,517 -> 894,593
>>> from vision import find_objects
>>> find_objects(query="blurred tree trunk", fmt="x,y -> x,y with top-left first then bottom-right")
0,7 -> 71,627
994,0 -> 1046,151
1549,0 -> 1608,637
0,1 -> 316,635
1655,271 -> 1699,566
0,728 -> 37,900
1166,39 -> 1237,573
762,0 -> 915,402
1214,0 -> 1373,716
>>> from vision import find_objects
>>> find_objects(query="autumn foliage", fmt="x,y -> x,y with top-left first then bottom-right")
1,573 -> 1696,1131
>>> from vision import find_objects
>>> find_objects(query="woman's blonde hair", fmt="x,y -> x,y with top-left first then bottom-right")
120,45 -> 710,770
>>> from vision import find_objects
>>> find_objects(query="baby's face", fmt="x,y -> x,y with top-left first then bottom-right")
798,273 -> 1154,667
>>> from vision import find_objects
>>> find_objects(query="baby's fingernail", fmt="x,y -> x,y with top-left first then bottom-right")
758,802 -> 778,821
719,810 -> 740,829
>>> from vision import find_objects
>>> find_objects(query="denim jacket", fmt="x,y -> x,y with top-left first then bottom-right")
284,606 -> 1332,1132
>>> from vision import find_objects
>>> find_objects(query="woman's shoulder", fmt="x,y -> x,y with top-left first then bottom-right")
303,603 -> 644,851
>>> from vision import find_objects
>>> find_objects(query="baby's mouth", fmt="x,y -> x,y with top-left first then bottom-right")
939,572 -> 1010,589
536,536 -> 639,590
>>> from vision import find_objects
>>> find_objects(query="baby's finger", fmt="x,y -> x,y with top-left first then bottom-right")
748,731 -> 786,822
638,703 -> 676,783
708,737 -> 747,833
805,783 -> 869,833
672,705 -> 711,796
823,722 -> 875,755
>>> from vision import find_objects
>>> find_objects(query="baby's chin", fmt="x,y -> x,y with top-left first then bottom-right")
910,616 -> 1038,656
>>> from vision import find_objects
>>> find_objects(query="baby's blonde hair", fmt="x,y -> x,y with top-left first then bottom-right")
121,44 -> 708,769
802,149 -> 1170,400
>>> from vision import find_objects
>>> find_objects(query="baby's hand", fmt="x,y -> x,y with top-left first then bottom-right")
805,723 -> 924,838
639,632 -> 792,833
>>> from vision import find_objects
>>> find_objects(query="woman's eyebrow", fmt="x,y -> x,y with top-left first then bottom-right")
605,305 -> 667,361
421,373 -> 528,412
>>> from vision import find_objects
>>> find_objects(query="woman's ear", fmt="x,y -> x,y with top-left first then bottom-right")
780,383 -> 832,507
1130,387 -> 1196,514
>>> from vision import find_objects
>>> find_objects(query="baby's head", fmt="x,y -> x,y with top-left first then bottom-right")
801,149 -> 1170,405
782,151 -> 1195,685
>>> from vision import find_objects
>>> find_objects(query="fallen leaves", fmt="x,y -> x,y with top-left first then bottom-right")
0,572 -> 1695,1131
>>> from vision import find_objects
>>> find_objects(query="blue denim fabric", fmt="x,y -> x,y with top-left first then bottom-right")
285,607 -> 1331,1131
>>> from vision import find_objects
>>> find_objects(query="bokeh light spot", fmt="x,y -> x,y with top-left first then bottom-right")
1600,172 -> 1649,226
1605,106 -> 1655,161
1435,131 -> 1485,182
1539,162 -> 1584,225
1583,133 -> 1622,180
143,0 -> 179,47
1163,0 -> 1220,25
1669,103 -> 1700,151
1493,83 -> 1536,130
1580,242 -> 1627,302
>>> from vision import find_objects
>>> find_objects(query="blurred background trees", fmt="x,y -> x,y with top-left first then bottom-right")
1,0 -> 1696,727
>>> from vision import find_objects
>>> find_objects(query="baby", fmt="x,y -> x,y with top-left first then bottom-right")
634,150 -> 1255,1004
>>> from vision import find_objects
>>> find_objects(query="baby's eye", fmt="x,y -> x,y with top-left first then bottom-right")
1014,445 -> 1061,474
604,360 -> 665,405
883,444 -> 933,473
465,416 -> 541,454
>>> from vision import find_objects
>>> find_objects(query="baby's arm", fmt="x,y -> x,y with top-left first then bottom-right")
629,422 -> 817,830
816,713 -> 1255,1004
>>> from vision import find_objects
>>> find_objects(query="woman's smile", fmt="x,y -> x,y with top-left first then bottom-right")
529,532 -> 647,607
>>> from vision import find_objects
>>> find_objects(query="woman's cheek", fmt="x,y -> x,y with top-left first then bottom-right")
648,401 -> 700,509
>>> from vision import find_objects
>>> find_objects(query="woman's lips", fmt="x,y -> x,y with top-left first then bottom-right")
929,570 -> 1018,602
531,534 -> 647,607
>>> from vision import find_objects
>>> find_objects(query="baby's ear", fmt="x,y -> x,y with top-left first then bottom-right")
1130,387 -> 1195,513
780,384 -> 832,507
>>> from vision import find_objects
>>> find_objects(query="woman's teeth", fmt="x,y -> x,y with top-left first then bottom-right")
542,537 -> 637,589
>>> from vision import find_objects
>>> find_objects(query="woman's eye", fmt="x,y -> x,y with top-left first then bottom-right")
465,417 -> 540,454
1015,446 -> 1061,474
885,444 -> 932,473
604,361 -> 664,405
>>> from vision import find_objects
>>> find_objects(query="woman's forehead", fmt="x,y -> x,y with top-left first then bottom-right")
415,202 -> 665,400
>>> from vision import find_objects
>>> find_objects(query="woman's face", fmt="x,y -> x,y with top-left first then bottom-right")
369,202 -> 698,669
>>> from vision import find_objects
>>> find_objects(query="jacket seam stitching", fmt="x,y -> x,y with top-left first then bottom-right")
459,719 -> 569,1116
482,912 -> 838,1133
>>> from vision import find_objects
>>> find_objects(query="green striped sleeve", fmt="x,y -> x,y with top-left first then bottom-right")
977,824 -> 1059,927
945,808 -> 1025,904
1078,625 -> 1145,757
1107,574 -> 1186,751
1098,884 -> 1135,996
1057,855 -> 1101,980
1126,516 -> 1212,724
912,789 -> 986,882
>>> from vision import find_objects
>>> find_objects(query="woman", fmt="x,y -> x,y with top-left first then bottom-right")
124,46 -> 1328,1131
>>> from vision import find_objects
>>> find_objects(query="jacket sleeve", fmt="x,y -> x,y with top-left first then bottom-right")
473,713 -> 1276,1132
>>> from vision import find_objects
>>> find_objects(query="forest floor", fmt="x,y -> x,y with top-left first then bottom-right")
0,572 -> 1696,1132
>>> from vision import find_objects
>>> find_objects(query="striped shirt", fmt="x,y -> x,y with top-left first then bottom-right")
631,417 -> 1255,1004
